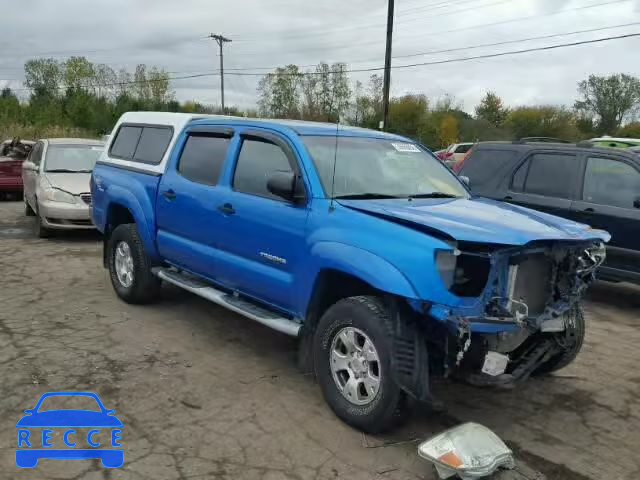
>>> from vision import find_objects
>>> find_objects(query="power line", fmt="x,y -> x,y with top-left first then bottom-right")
224,32 -> 640,76
225,0 -> 634,55
8,31 -> 639,93
215,22 -> 640,71
232,0 -> 510,42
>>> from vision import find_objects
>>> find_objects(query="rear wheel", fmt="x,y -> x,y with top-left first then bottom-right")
107,223 -> 160,304
313,296 -> 408,433
534,305 -> 585,375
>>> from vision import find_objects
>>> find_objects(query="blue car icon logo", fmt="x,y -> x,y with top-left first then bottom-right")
16,391 -> 123,468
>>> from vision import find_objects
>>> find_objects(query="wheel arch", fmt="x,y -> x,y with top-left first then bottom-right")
102,189 -> 158,267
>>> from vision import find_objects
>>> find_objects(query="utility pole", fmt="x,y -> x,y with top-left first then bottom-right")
382,0 -> 395,131
209,34 -> 232,114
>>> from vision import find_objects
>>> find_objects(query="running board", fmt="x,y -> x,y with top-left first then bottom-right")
152,267 -> 301,337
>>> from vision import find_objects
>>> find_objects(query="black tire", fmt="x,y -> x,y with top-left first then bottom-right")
35,213 -> 52,238
534,305 -> 585,375
107,223 -> 160,304
25,199 -> 36,216
313,296 -> 408,433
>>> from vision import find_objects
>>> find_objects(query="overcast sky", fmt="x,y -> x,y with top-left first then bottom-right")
1,0 -> 639,113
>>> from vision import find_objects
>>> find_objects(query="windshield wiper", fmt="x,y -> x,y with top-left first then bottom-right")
46,169 -> 92,173
407,192 -> 459,199
334,193 -> 403,200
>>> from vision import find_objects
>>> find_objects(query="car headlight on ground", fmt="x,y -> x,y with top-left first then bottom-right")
43,188 -> 75,204
418,422 -> 515,479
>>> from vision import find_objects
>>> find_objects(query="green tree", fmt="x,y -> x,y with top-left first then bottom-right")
616,122 -> 640,138
388,94 -> 429,139
575,74 -> 640,134
506,106 -> 579,140
438,114 -> 459,148
24,58 -> 63,97
475,91 -> 508,127
63,57 -> 95,92
258,64 -> 301,118
0,88 -> 22,124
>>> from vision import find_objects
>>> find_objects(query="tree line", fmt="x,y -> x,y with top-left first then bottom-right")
1,56 -> 640,148
257,65 -> 640,147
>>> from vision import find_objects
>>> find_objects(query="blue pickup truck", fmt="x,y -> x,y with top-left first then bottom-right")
91,112 -> 609,433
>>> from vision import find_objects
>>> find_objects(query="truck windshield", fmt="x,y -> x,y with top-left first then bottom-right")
302,136 -> 468,199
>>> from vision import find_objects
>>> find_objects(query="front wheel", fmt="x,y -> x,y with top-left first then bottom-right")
107,223 -> 160,304
313,296 -> 408,433
534,305 -> 585,375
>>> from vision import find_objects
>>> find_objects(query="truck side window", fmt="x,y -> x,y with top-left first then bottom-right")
133,127 -> 173,164
233,138 -> 293,200
177,134 -> 229,186
110,126 -> 142,159
583,157 -> 640,209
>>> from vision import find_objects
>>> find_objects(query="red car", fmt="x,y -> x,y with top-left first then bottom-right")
0,139 -> 34,199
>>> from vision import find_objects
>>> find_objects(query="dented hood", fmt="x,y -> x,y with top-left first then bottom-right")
339,197 -> 610,245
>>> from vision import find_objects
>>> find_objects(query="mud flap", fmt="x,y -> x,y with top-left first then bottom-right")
388,299 -> 431,402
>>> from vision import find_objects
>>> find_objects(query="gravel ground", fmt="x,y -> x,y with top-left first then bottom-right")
0,200 -> 638,480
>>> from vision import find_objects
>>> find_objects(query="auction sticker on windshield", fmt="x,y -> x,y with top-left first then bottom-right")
391,142 -> 421,153
15,391 -> 123,469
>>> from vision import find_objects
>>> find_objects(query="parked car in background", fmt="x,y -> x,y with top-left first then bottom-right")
589,136 -> 640,148
0,139 -> 34,199
23,138 -> 104,237
92,112 -> 607,433
436,142 -> 473,166
457,140 -> 640,284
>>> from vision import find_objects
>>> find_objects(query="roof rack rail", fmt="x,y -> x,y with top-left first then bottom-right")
514,137 -> 572,144
576,140 -> 594,148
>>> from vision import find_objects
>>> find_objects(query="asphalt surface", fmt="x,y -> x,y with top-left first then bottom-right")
0,200 -> 638,480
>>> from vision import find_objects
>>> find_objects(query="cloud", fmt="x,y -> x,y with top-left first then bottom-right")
1,0 -> 638,111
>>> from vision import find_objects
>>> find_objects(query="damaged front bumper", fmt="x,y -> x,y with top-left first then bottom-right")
423,240 -> 606,385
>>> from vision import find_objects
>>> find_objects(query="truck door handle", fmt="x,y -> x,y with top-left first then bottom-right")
504,196 -> 513,201
583,207 -> 595,214
162,189 -> 176,200
218,203 -> 235,215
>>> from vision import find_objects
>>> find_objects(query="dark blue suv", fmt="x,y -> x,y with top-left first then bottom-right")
91,113 -> 609,433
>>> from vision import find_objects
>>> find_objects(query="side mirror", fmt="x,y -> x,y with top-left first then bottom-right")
23,409 -> 34,414
459,175 -> 470,186
634,197 -> 640,209
267,171 -> 300,202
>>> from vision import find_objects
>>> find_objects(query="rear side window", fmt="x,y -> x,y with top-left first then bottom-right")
460,149 -> 517,187
110,126 -> 142,159
516,153 -> 577,198
233,138 -> 293,200
133,127 -> 173,163
583,157 -> 640,208
109,124 -> 172,164
178,135 -> 230,185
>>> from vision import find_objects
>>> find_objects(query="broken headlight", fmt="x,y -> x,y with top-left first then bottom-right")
436,249 -> 491,297
418,423 -> 515,479
578,242 -> 606,274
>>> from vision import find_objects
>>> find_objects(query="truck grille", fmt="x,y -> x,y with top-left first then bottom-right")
80,194 -> 92,205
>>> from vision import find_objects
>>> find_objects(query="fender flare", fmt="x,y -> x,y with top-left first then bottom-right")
306,241 -> 419,302
103,186 -> 159,261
